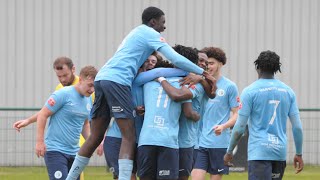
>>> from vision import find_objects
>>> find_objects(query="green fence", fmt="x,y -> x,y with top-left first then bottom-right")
0,107 -> 319,166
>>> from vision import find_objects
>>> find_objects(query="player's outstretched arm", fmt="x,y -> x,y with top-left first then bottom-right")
13,113 -> 39,132
179,73 -> 216,98
157,77 -> 193,102
35,107 -> 53,158
289,113 -> 304,174
158,45 -> 204,75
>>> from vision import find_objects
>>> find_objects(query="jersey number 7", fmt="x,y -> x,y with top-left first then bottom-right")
269,100 -> 280,125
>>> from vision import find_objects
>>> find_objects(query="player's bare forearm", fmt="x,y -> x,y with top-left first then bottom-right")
227,114 -> 248,154
81,120 -> 90,140
224,108 -> 239,129
183,102 -> 200,122
160,80 -> 192,101
35,107 -> 52,157
201,73 -> 217,98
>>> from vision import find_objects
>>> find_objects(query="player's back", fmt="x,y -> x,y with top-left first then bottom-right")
138,77 -> 183,149
95,25 -> 166,86
240,78 -> 299,160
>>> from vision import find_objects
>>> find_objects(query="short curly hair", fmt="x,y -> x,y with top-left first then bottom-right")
173,44 -> 199,64
201,47 -> 227,65
254,50 -> 281,74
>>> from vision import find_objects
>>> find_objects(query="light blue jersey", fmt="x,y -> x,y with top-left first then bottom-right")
138,77 -> 187,149
45,86 -> 92,155
106,68 -> 188,141
194,95 -> 209,149
199,76 -> 239,148
239,79 -> 300,161
178,83 -> 205,148
95,25 -> 203,87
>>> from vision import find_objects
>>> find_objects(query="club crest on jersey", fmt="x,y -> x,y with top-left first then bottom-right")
217,89 -> 225,96
48,98 -> 56,106
160,37 -> 166,42
86,103 -> 92,111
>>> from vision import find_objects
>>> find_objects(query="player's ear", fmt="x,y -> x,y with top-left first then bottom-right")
150,18 -> 156,26
71,66 -> 76,74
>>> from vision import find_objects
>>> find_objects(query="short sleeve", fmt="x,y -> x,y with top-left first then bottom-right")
44,90 -> 66,113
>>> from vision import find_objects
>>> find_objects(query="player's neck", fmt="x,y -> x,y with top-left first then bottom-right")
259,73 -> 274,79
74,84 -> 83,96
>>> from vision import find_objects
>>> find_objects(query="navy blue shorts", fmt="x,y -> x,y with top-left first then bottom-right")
193,148 -> 200,167
137,145 -> 179,179
193,147 -> 229,175
90,80 -> 135,121
179,147 -> 194,177
44,151 -> 79,180
248,160 -> 286,180
103,136 -> 137,179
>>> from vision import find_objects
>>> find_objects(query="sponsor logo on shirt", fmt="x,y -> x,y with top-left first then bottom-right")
268,133 -> 279,144
159,170 -> 170,176
154,116 -> 165,126
48,98 -> 56,106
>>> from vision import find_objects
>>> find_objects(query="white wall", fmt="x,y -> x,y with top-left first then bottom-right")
1,0 -> 319,165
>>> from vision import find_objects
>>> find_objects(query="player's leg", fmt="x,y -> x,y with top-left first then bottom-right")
45,151 -> 73,180
178,147 -> 194,180
271,161 -> 286,180
191,147 -> 209,180
157,146 -> 179,180
104,136 -> 122,179
208,148 -> 229,180
103,80 -> 136,180
78,135 -> 85,180
248,160 -> 272,180
66,81 -> 111,180
137,145 -> 157,180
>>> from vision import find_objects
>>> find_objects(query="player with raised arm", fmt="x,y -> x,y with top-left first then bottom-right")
224,50 -> 304,180
66,6 -> 207,180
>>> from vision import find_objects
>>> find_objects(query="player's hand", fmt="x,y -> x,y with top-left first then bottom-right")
203,73 -> 217,95
223,153 -> 234,167
179,73 -> 202,87
294,154 -> 304,174
13,119 -> 30,132
35,141 -> 46,158
136,106 -> 145,116
213,125 -> 225,135
96,143 -> 104,156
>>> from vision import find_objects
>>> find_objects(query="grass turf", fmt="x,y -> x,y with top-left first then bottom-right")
0,165 -> 319,180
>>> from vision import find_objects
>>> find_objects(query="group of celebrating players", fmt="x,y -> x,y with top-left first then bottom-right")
13,6 -> 303,180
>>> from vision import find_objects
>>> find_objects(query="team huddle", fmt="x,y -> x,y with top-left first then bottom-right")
13,6 -> 303,180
